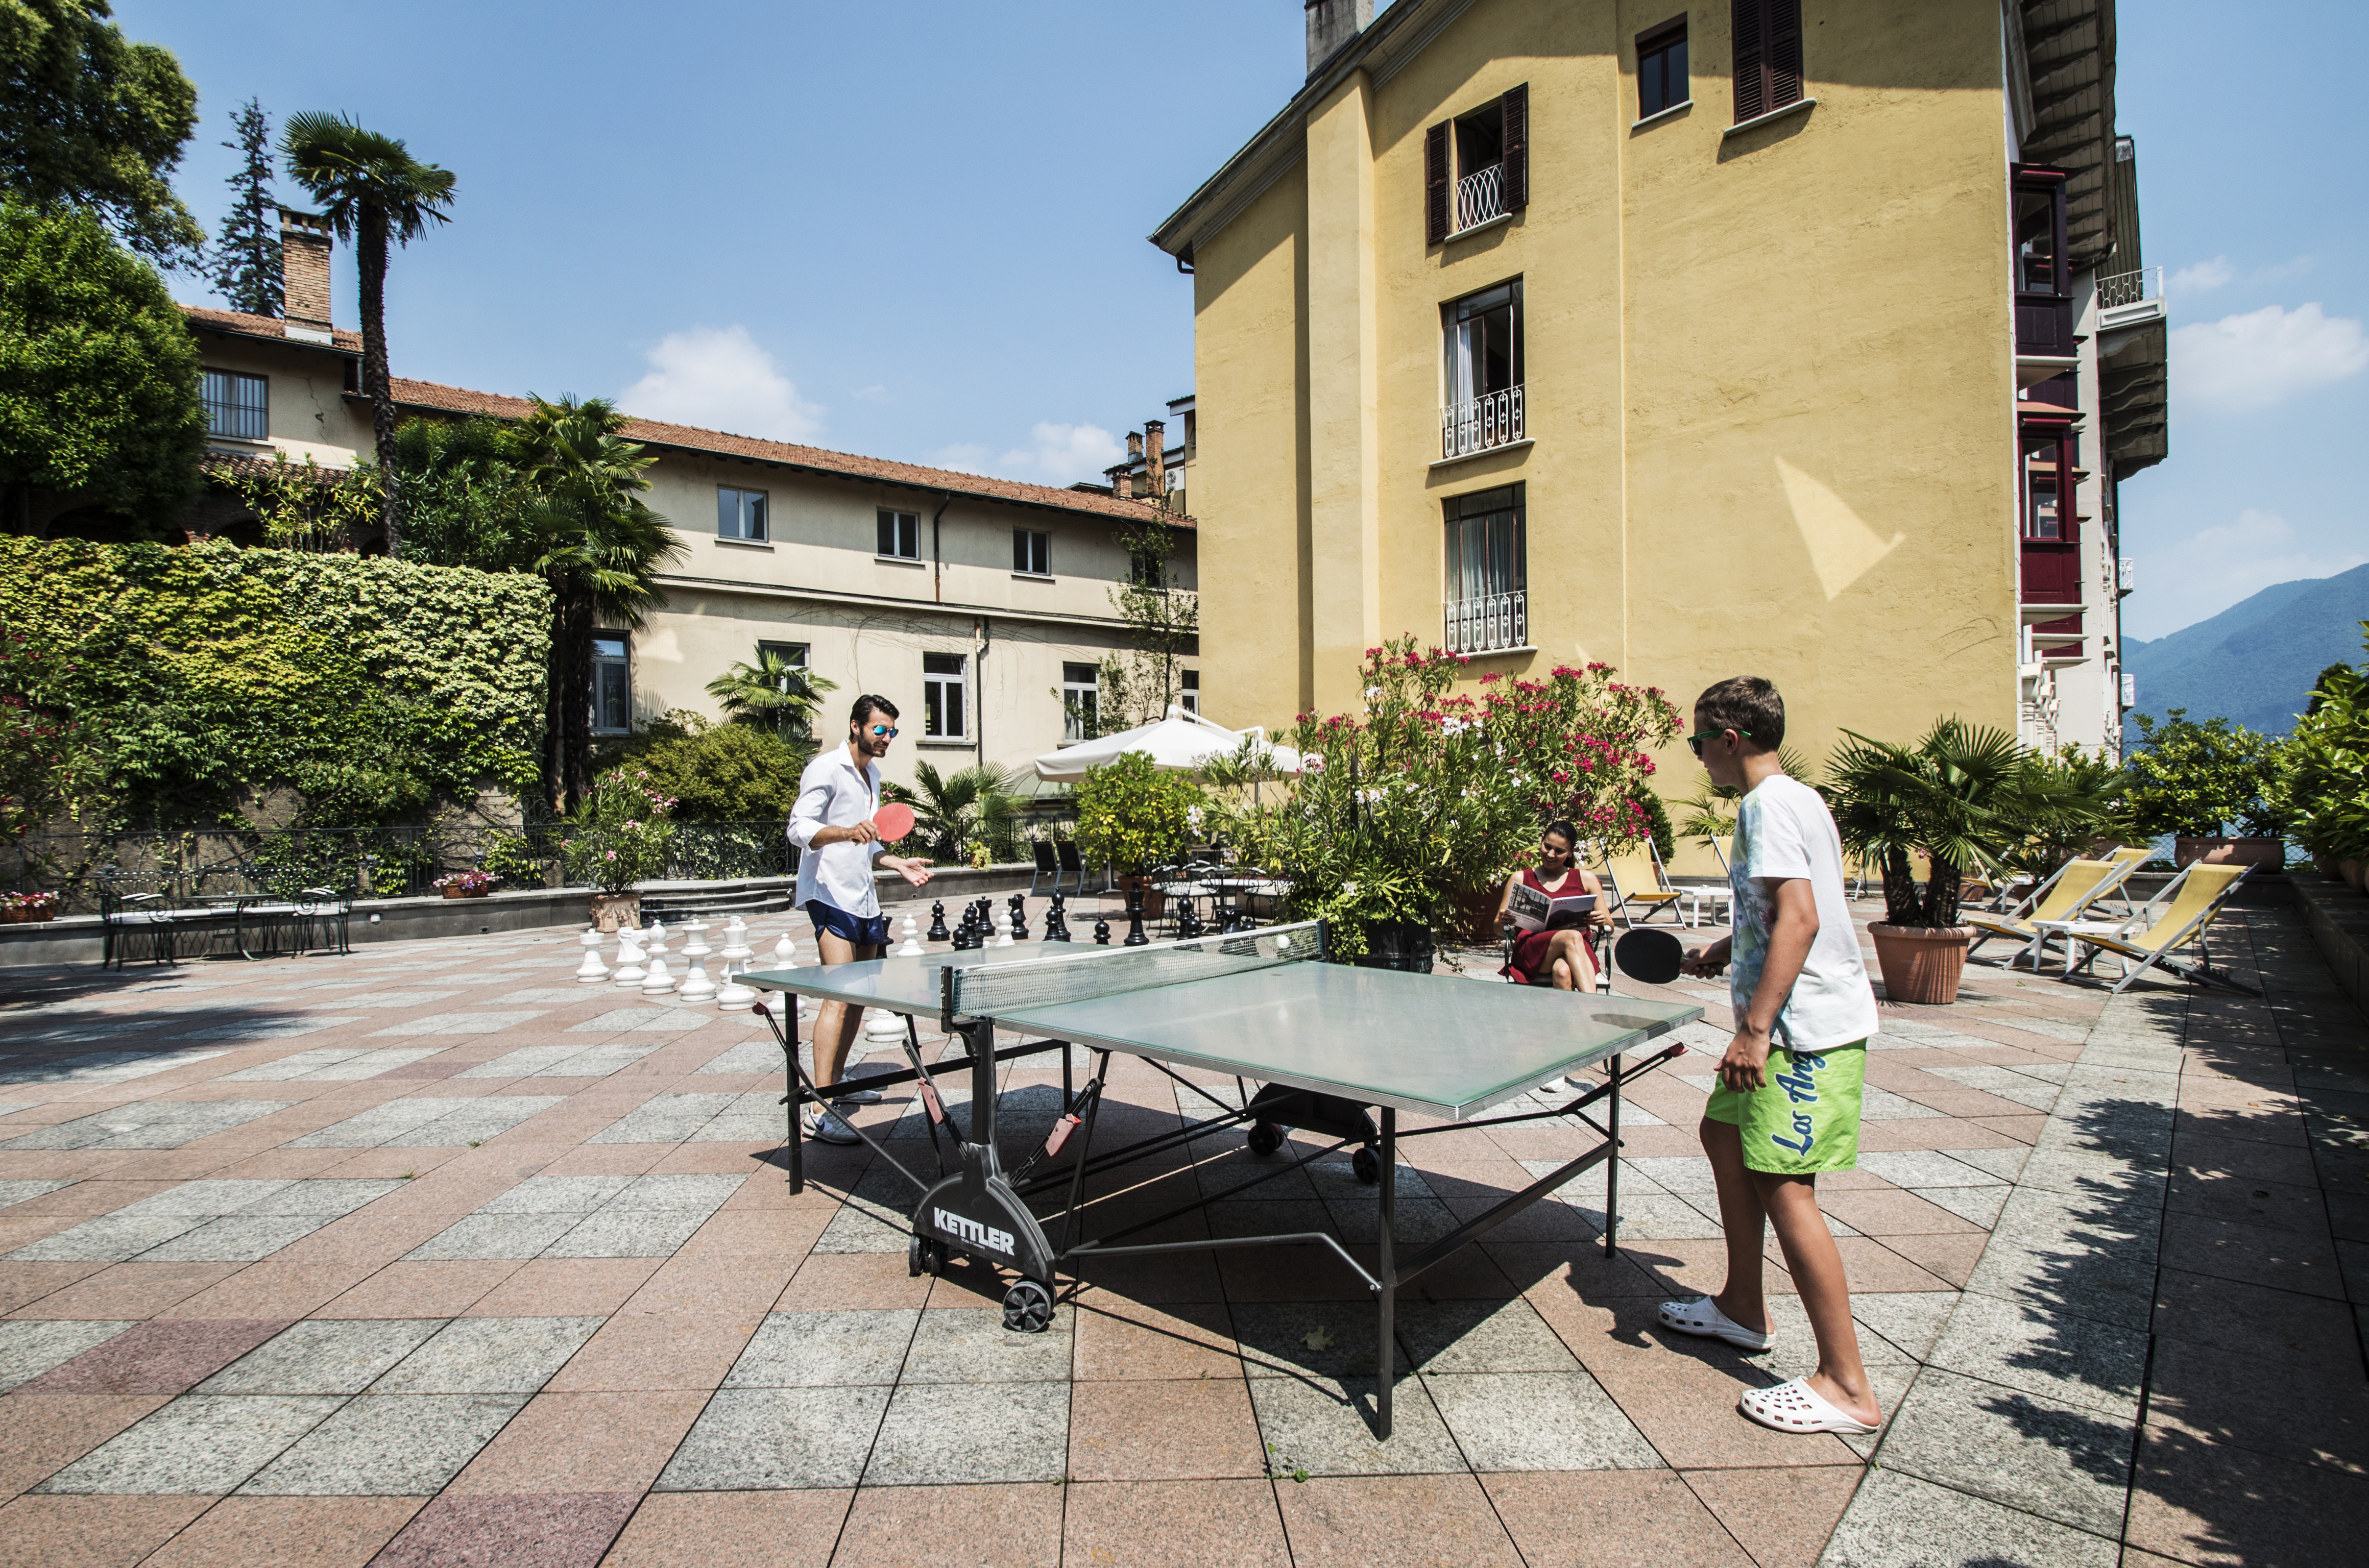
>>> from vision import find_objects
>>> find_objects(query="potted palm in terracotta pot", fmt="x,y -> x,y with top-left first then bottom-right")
1829,720 -> 2109,1004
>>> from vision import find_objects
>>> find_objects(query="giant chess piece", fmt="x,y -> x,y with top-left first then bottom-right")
639,948 -> 678,995
714,918 -> 757,1012
993,905 -> 1014,947
612,926 -> 648,988
573,925 -> 610,983
1045,894 -> 1071,942
1094,915 -> 1111,945
675,919 -> 717,1003
896,914 -> 923,957
927,900 -> 950,942
1008,894 -> 1029,942
1175,897 -> 1203,941
1122,884 -> 1150,947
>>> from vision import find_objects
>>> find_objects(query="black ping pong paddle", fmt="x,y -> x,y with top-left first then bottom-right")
1613,928 -> 1686,986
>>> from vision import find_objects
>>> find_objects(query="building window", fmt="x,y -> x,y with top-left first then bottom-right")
1442,485 -> 1527,654
592,634 -> 632,735
1441,280 -> 1524,459
1637,18 -> 1688,118
1061,661 -> 1099,742
1013,528 -> 1051,576
201,369 -> 269,442
1180,670 -> 1199,715
1424,84 -> 1529,243
717,486 -> 767,542
879,509 -> 921,560
2021,429 -> 2078,541
1730,0 -> 1803,125
924,652 -> 967,739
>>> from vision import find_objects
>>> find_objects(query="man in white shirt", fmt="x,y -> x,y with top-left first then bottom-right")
787,694 -> 933,1144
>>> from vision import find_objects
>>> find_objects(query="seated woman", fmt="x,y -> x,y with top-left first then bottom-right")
1496,820 -> 1614,989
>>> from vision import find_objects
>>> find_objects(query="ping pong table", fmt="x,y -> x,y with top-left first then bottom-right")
743,920 -> 1700,1436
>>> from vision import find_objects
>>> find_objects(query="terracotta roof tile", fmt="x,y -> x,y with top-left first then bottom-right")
182,304 -> 363,354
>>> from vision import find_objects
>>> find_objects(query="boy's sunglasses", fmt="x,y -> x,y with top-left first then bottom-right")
866,724 -> 899,738
1686,726 -> 1752,757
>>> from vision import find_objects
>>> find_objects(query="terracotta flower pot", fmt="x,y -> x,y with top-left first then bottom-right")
1868,923 -> 1973,1005
589,891 -> 642,933
441,885 -> 492,899
1116,872 -> 1167,919
2174,837 -> 2284,869
1,907 -> 57,924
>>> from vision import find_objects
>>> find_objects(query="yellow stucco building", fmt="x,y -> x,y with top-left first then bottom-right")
1155,0 -> 2164,864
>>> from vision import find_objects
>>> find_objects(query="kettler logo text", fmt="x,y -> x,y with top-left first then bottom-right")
934,1209 -> 1015,1256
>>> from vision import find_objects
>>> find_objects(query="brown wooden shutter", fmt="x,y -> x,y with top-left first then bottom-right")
1425,121 -> 1450,243
1731,0 -> 1766,123
1767,0 -> 1803,111
1500,84 -> 1528,211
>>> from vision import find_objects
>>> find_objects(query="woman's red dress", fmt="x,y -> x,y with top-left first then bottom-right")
1500,867 -> 1599,986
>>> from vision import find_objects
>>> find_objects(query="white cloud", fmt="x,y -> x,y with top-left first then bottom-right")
2249,255 -> 2318,288
2131,507 -> 2369,640
852,384 -> 891,403
2169,303 -> 2369,414
2167,256 -> 2234,296
619,325 -> 823,442
927,443 -> 992,474
929,422 -> 1124,487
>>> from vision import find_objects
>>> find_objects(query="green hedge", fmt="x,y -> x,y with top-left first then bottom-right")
0,538 -> 551,825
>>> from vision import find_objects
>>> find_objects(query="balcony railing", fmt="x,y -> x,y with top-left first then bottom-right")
2096,266 -> 2164,310
1444,589 -> 1527,654
1440,385 -> 1525,460
1455,162 -> 1504,232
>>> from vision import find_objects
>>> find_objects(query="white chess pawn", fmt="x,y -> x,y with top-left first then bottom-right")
573,926 -> 610,983
639,949 -> 678,995
862,1006 -> 906,1055
611,928 -> 647,987
896,914 -> 923,957
714,920 -> 757,1013
994,906 -> 1014,947
676,919 -> 717,1003
772,932 -> 797,967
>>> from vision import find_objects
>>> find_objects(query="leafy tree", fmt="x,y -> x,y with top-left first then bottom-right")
1087,517 -> 1198,731
209,97 -> 280,316
608,712 -> 809,824
0,1 -> 202,266
2278,627 -> 2368,867
226,451 -> 378,552
884,760 -> 1029,864
281,112 -> 455,552
389,416 -> 540,571
2123,709 -> 2287,839
0,203 -> 202,534
707,649 -> 836,744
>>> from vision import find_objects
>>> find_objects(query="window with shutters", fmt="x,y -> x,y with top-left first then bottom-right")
878,508 -> 921,560
1637,18 -> 1689,120
1441,280 -> 1525,460
1729,0 -> 1803,127
1425,84 -> 1529,244
2012,167 -> 2074,359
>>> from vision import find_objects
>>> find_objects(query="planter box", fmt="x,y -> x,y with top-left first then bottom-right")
440,885 -> 494,899
1869,923 -> 1972,1005
2174,837 -> 2284,869
1,909 -> 58,924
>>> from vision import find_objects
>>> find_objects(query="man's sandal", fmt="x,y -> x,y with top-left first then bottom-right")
1657,1296 -> 1773,1351
1738,1377 -> 1881,1435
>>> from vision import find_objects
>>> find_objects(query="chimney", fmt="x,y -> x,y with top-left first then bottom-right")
278,207 -> 334,342
1144,419 -> 1167,502
1305,0 -> 1372,76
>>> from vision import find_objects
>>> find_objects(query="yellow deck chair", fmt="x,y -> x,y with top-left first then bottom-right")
2069,862 -> 2259,995
1964,854 -> 2144,970
1599,841 -> 1686,929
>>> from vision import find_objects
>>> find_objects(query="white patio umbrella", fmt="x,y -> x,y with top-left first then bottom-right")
1031,704 -> 1301,783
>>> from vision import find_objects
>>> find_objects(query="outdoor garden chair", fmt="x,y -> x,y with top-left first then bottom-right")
233,885 -> 354,960
97,872 -> 237,969
1597,841 -> 1685,928
2057,861 -> 2258,995
1028,840 -> 1058,898
1964,848 -> 2148,970
1054,840 -> 1097,897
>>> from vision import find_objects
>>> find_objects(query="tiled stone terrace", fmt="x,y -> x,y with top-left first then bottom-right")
0,896 -> 2359,1567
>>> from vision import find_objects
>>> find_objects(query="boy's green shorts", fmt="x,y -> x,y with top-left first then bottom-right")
1704,1041 -> 1867,1174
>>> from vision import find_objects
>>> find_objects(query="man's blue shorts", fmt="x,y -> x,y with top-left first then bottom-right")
806,899 -> 889,949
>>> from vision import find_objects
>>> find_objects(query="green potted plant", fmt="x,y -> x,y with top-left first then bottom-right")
1073,750 -> 1203,944
559,767 -> 676,930
2122,710 -> 2289,870
2280,638 -> 2368,893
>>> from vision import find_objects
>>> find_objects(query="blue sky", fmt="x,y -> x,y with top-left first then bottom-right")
125,0 -> 2363,643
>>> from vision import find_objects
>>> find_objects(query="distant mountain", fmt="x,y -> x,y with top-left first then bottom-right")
2123,562 -> 2369,740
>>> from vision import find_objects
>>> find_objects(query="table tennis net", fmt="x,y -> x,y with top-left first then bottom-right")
941,920 -> 1325,1018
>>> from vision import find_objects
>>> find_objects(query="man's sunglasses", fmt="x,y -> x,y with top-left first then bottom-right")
866,724 -> 899,739
1686,726 -> 1752,757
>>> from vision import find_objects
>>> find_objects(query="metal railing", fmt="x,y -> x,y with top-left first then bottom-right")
2096,266 -> 2163,309
1443,589 -> 1528,654
1440,385 -> 1525,459
2,821 -> 801,915
1455,162 -> 1505,231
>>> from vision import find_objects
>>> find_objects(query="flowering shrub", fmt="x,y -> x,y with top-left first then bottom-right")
1074,750 -> 1205,874
431,870 -> 500,893
2,890 -> 59,913
1211,638 -> 1679,958
559,768 -> 676,894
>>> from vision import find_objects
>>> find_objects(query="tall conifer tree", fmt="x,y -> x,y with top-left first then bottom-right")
210,98 -> 280,316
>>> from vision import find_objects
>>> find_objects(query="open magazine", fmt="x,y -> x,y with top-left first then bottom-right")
1506,882 -> 1598,935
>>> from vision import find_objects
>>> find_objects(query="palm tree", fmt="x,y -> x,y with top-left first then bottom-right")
707,651 -> 837,745
517,396 -> 684,810
280,112 -> 456,554
884,761 -> 1030,863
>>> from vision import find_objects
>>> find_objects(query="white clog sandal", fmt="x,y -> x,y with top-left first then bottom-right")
1656,1295 -> 1773,1351
1738,1377 -> 1881,1435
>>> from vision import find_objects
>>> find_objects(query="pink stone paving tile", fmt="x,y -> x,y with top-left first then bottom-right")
0,1393 -> 169,1501
0,1494 -> 215,1568
774,1252 -> 932,1311
2125,1427 -> 2369,1567
310,1147 -> 466,1180
270,1213 -> 448,1267
196,1149 -> 353,1180
540,1310 -> 757,1393
1871,1232 -> 1987,1288
1486,1470 -> 1755,1568
1215,1247 -> 1372,1304
1273,1474 -> 1525,1568
463,1259 -> 661,1318
1073,1301 -> 1239,1382
619,1259 -> 795,1317
1967,1115 -> 2047,1145
1880,1086 -> 2041,1120
1856,1120 -> 2024,1154
139,1497 -> 427,1568
1621,1239 -> 1799,1300
671,1210 -> 826,1264
1061,1479 -> 1289,1568
318,1260 -> 518,1318
370,1491 -> 639,1568
648,1144 -> 785,1176
1488,1240 -> 1684,1301
831,1482 -> 1063,1568
0,1214 -> 72,1251
1070,1377 -> 1264,1481
1071,1249 -> 1226,1306
20,1318 -> 288,1394
1,1181 -> 178,1218
599,1489 -> 851,1568
155,1262 -> 377,1321
1681,1465 -> 1866,1568
522,1144 -> 666,1179
1819,1238 -> 1954,1295
448,1390 -> 705,1495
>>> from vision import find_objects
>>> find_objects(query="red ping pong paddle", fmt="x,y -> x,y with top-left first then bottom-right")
872,801 -> 916,842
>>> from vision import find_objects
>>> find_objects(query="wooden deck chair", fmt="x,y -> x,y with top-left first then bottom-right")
1599,841 -> 1685,929
1964,855 -> 2143,970
2066,862 -> 2259,995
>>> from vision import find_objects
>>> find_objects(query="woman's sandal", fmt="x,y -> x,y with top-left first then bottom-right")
1656,1295 -> 1773,1351
1737,1377 -> 1881,1435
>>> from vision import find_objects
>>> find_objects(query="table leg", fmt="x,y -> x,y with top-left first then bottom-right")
1604,1052 -> 1623,1259
1376,1107 -> 1396,1440
784,993 -> 805,1194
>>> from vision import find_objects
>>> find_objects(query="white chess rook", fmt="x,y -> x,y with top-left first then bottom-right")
573,925 -> 610,983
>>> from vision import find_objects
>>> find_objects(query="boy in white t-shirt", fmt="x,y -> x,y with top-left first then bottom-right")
1664,676 -> 1885,1435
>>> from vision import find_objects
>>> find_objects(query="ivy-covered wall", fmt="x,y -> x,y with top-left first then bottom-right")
0,538 -> 550,826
